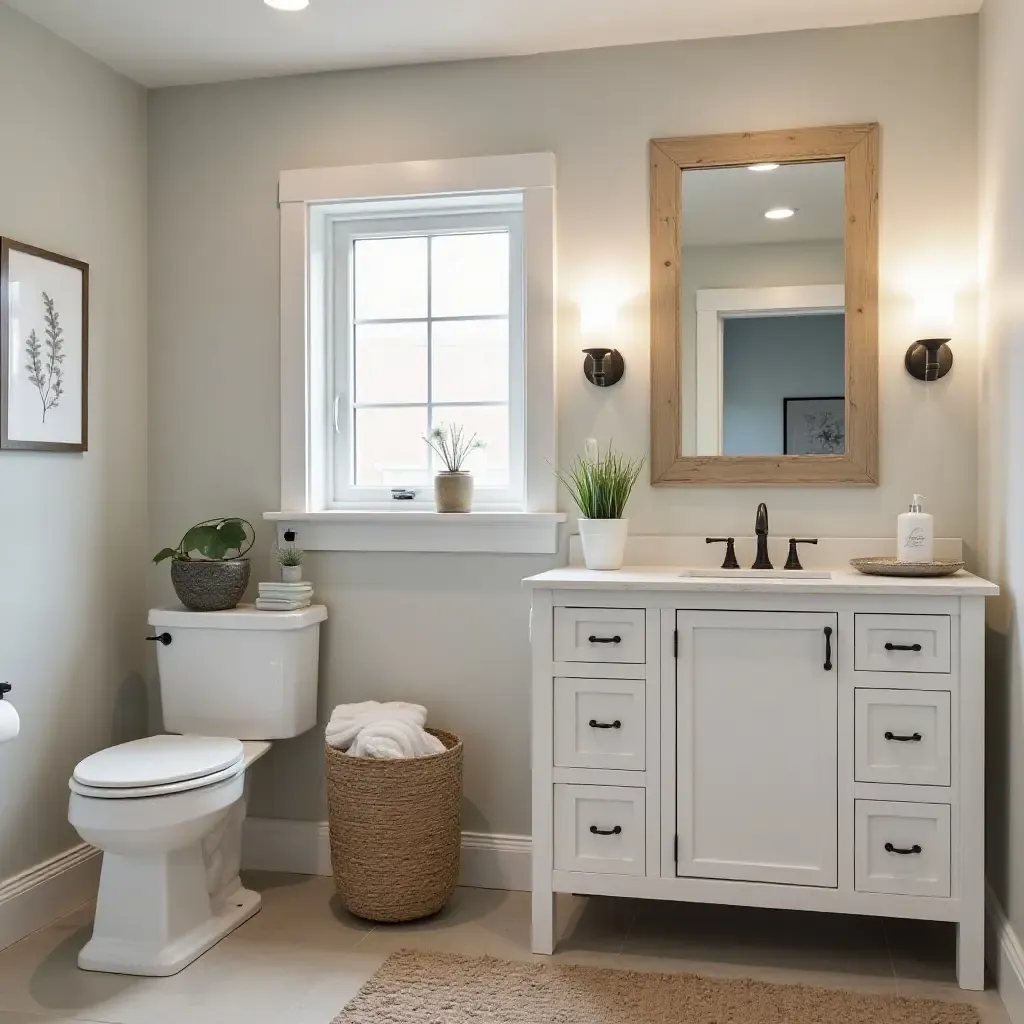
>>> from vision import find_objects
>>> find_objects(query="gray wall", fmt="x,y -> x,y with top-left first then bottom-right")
978,0 -> 1024,947
723,314 -> 845,456
147,17 -> 980,836
0,5 -> 149,878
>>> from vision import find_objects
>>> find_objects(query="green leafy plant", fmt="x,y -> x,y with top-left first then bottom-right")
556,441 -> 645,520
277,546 -> 305,567
424,423 -> 485,473
153,518 -> 255,564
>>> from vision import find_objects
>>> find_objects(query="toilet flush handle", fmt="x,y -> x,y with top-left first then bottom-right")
146,633 -> 172,646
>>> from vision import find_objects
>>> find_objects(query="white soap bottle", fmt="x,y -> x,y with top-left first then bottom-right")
897,494 -> 934,563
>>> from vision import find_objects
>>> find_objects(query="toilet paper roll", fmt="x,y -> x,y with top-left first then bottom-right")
0,700 -> 20,743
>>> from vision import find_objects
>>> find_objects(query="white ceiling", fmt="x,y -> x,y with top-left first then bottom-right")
682,161 -> 846,246
5,0 -> 980,88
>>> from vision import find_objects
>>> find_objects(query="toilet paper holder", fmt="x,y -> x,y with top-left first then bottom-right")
0,683 -> 9,700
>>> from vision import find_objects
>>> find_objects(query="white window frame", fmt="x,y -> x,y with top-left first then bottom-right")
271,153 -> 563,553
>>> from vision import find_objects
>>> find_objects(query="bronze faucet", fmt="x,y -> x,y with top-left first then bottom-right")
753,503 -> 772,569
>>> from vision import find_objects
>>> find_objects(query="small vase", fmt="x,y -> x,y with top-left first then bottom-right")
281,564 -> 303,583
578,518 -> 629,571
434,472 -> 473,513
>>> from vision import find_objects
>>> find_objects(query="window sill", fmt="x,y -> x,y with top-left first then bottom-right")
264,510 -> 566,554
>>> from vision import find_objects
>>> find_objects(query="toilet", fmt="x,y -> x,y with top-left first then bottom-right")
68,603 -> 327,977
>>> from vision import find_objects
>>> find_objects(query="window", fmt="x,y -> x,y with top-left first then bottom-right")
331,196 -> 524,506
274,153 -> 562,553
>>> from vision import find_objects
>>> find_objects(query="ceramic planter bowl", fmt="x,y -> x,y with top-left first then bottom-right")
170,558 -> 251,612
281,564 -> 303,583
434,472 -> 473,513
578,518 -> 629,571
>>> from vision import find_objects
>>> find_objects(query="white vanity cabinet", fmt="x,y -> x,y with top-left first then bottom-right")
527,567 -> 997,990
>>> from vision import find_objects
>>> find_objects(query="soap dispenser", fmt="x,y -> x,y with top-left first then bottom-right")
897,494 -> 934,563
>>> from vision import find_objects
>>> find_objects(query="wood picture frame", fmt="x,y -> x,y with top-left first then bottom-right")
0,237 -> 89,453
649,123 -> 879,485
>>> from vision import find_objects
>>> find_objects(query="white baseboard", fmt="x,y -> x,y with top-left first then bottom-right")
987,884 -> 1024,1024
0,843 -> 100,952
242,818 -> 531,892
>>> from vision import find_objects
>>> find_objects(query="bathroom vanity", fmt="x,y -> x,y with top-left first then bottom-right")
526,563 -> 997,989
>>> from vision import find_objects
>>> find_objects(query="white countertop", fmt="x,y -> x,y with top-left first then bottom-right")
524,566 -> 999,597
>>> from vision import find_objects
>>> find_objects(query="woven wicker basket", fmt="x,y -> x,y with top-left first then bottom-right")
325,728 -> 463,922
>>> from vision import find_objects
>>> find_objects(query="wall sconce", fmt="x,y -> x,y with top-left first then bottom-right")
906,290 -> 954,382
583,347 -> 625,387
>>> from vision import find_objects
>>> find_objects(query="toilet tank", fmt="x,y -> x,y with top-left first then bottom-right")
148,605 -> 328,740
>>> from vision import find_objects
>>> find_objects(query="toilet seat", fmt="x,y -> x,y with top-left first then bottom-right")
71,735 -> 245,800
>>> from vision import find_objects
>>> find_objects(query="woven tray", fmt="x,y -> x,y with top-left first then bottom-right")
850,557 -> 965,578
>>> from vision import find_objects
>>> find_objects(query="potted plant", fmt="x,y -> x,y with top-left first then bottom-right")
153,517 -> 255,611
424,424 -> 484,513
278,545 -> 305,583
557,441 -> 644,571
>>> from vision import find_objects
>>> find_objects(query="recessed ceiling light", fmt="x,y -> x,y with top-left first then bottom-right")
764,207 -> 796,220
748,163 -> 780,172
264,0 -> 309,10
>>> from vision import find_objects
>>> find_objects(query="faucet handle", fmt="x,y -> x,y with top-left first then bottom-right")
706,537 -> 740,570
784,538 -> 819,571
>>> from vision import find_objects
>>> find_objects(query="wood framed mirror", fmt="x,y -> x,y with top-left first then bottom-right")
650,124 -> 879,485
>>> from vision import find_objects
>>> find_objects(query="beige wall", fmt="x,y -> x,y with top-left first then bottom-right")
0,5 -> 149,877
978,0 -> 1024,941
147,16 -> 979,835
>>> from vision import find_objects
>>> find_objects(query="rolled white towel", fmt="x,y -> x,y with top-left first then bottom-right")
349,720 -> 445,759
325,701 -> 428,750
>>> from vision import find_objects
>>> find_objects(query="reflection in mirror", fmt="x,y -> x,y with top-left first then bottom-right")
680,160 -> 846,457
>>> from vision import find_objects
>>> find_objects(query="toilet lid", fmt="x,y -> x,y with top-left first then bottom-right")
73,735 -> 245,790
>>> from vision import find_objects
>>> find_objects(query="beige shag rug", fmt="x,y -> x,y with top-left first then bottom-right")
332,949 -> 980,1023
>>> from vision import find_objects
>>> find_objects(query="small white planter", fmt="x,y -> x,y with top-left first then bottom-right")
281,564 -> 303,583
578,518 -> 629,571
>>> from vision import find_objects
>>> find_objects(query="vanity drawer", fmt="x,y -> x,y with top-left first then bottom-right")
855,800 -> 951,897
554,608 -> 646,664
854,614 -> 952,674
554,784 -> 645,876
855,689 -> 951,786
553,678 -> 646,771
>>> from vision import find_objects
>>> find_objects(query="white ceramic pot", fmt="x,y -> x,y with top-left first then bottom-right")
578,518 -> 629,571
281,564 -> 303,583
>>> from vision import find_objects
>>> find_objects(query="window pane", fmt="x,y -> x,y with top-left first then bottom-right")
431,232 -> 509,318
431,404 -> 509,488
355,406 -> 430,487
355,322 -> 427,405
432,319 -> 509,404
354,236 -> 427,321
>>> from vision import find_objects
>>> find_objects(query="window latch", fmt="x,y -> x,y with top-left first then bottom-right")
333,395 -> 342,434
391,489 -> 417,501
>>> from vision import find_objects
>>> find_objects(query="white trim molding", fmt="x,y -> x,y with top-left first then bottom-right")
278,152 -> 559,553
242,818 -> 532,893
265,510 -> 564,554
693,284 -> 845,456
987,885 -> 1024,1024
0,843 -> 100,952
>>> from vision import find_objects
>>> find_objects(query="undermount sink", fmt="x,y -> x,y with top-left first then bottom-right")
678,568 -> 833,580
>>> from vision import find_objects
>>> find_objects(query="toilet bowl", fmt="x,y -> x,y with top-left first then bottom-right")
68,604 -> 327,977
69,735 -> 271,976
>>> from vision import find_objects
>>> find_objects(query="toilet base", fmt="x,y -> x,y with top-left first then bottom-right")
79,884 -> 261,977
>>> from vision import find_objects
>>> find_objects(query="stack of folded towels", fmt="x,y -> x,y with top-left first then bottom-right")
325,701 -> 445,759
255,581 -> 314,611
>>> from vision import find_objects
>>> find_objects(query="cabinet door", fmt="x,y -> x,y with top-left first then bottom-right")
676,610 -> 838,887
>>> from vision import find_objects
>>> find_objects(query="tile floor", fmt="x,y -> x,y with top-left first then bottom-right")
0,873 -> 1009,1023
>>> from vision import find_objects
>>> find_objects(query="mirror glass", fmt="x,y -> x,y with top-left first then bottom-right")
680,159 -> 846,457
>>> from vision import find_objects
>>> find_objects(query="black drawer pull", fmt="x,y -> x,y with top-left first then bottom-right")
589,719 -> 622,730
588,635 -> 622,645
823,626 -> 833,671
885,642 -> 922,652
885,731 -> 923,742
589,825 -> 622,836
884,842 -> 922,855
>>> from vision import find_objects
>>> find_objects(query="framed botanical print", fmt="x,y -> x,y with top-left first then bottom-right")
783,396 -> 846,456
1,238 -> 89,452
